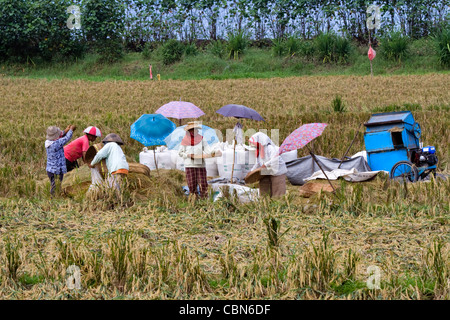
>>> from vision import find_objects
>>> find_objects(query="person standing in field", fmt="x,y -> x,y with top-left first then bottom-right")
64,126 -> 102,172
178,122 -> 220,199
45,124 -> 76,195
248,132 -> 287,198
89,133 -> 129,192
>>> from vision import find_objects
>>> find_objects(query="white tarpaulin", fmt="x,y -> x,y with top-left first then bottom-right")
304,168 -> 388,182
211,183 -> 259,203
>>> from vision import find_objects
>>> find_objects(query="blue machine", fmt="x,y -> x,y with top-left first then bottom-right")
364,111 -> 438,182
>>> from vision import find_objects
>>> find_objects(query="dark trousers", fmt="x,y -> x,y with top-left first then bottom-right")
47,172 -> 64,195
259,174 -> 286,198
185,167 -> 208,199
65,158 -> 79,172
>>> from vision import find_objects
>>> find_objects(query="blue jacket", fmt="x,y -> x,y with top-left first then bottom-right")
45,130 -> 73,174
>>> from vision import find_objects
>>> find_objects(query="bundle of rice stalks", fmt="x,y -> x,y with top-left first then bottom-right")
299,181 -> 339,198
61,164 -> 185,201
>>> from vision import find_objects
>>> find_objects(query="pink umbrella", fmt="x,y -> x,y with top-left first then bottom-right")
279,123 -> 328,155
156,101 -> 205,126
279,123 -> 336,194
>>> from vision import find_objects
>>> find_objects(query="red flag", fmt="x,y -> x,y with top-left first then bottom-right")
149,65 -> 153,79
368,46 -> 376,61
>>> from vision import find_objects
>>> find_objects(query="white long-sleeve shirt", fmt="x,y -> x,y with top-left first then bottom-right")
91,142 -> 129,174
178,140 -> 219,168
250,144 -> 287,177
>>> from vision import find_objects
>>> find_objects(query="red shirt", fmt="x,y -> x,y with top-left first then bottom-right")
64,135 -> 90,162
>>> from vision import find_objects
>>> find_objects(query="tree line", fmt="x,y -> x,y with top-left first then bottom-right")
0,0 -> 448,62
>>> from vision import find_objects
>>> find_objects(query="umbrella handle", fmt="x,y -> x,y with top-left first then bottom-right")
153,147 -> 160,176
230,138 -> 236,183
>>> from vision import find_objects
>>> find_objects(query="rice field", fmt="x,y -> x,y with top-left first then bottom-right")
0,74 -> 449,299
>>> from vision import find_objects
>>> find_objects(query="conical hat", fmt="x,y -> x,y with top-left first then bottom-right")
102,133 -> 124,145
185,121 -> 202,131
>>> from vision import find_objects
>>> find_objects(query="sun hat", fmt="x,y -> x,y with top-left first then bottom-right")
46,126 -> 62,140
102,133 -> 124,145
185,121 -> 202,131
84,126 -> 102,137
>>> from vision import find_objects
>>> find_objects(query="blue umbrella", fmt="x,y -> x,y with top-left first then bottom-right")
164,125 -> 220,150
216,104 -> 265,121
130,114 -> 176,147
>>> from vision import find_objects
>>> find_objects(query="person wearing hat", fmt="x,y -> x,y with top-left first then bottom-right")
178,122 -> 220,199
89,133 -> 129,192
248,132 -> 287,198
64,126 -> 102,172
45,124 -> 76,195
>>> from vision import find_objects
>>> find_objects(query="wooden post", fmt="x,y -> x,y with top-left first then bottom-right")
153,146 -> 160,176
230,138 -> 237,183
369,30 -> 373,77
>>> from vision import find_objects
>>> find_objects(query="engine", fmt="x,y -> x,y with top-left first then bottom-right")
413,146 -> 438,167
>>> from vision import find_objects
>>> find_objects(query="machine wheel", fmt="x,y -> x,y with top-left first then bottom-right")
390,161 -> 419,182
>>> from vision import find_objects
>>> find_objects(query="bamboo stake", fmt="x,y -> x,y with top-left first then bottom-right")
369,29 -> 373,77
306,145 -> 337,195
338,123 -> 362,169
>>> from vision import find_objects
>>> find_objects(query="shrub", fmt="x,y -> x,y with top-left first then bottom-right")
96,38 -> 124,63
433,26 -> 450,67
161,39 -> 185,65
207,40 -> 226,58
142,42 -> 153,59
380,31 -> 410,63
271,38 -> 285,57
314,33 -> 352,64
284,36 -> 301,56
227,30 -> 249,60
184,43 -> 199,56
298,40 -> 316,58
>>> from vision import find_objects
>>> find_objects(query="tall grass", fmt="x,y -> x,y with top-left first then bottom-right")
433,27 -> 450,67
380,31 -> 410,63
314,32 -> 353,64
227,31 -> 249,60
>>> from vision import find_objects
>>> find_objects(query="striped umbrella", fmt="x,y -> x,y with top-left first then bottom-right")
156,101 -> 205,125
279,123 -> 328,155
83,126 -> 102,137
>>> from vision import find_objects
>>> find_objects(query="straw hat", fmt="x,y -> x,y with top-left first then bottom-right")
185,121 -> 202,131
46,126 -> 62,140
102,133 -> 124,145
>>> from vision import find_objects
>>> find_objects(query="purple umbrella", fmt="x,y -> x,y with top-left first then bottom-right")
156,101 -> 205,125
216,104 -> 264,182
279,123 -> 336,194
216,104 -> 265,121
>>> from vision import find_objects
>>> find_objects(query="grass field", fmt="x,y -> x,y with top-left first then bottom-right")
1,39 -> 448,81
0,74 -> 449,299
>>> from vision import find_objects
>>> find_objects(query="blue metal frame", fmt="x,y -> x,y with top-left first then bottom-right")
363,111 -> 436,179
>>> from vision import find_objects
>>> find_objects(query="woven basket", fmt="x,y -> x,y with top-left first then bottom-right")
245,167 -> 262,184
85,143 -> 108,179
